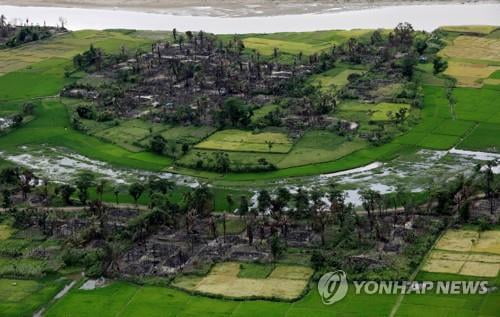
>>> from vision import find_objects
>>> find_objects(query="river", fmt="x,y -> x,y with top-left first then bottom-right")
1,3 -> 500,33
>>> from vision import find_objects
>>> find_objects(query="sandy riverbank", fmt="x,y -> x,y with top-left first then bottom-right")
1,0 -> 498,17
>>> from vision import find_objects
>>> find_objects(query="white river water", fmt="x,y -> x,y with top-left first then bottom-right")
1,3 -> 500,33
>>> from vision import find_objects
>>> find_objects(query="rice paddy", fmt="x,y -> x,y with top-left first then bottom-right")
440,36 -> 500,63
440,25 -> 499,35
444,61 -> 500,87
422,229 -> 500,277
174,262 -> 313,300
195,129 -> 293,153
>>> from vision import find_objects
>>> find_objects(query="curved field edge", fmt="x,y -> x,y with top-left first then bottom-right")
1,29 -> 500,182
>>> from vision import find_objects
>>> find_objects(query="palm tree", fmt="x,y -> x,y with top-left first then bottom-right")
360,189 -> 381,232
96,179 -> 107,202
476,161 -> 498,214
128,182 -> 145,206
113,185 -> 123,205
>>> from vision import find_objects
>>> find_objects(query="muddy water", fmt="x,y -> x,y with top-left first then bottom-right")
1,146 -> 497,207
1,4 -> 500,33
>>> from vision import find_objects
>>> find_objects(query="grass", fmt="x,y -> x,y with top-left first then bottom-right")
94,119 -> 167,152
458,123 -> 500,153
0,99 -> 172,171
251,104 -> 279,123
440,25 -> 499,35
238,29 -> 372,58
489,70 -> 500,79
0,30 -> 151,77
0,225 -> 14,241
195,129 -> 293,154
308,67 -> 365,90
159,125 -> 216,144
0,276 -> 68,317
0,58 -> 70,101
243,37 -> 328,56
46,280 -> 400,317
277,130 -> 368,168
370,103 -> 411,121
432,119 -> 476,136
396,283 -> 499,316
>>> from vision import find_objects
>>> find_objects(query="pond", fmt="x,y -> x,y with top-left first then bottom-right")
1,3 -> 499,33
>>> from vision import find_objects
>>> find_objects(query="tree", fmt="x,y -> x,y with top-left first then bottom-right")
58,16 -> 67,29
1,189 -> 11,208
293,188 -> 309,220
113,185 -> 124,205
433,56 -> 448,74
214,152 -> 230,173
360,189 -> 381,232
219,98 -> 252,128
96,179 -> 107,201
392,22 -> 414,50
181,143 -> 189,155
129,182 -> 145,206
311,250 -> 326,270
370,29 -> 383,45
185,184 -> 214,217
310,189 -> 332,245
477,161 -> 498,215
401,54 -> 417,79
147,176 -> 174,196
257,190 -> 272,213
269,234 -> 286,261
265,140 -> 274,152
150,135 -> 166,154
414,38 -> 428,55
75,172 -> 95,205
57,184 -> 76,205
238,195 -> 249,217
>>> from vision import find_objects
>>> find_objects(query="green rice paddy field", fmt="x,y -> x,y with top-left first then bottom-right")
1,27 -> 500,317
1,29 -> 500,182
37,270 -> 499,317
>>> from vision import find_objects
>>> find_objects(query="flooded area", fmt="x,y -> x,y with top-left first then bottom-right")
1,3 -> 500,33
1,146 -> 498,206
0,146 -> 200,188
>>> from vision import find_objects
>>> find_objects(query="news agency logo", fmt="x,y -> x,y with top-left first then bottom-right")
318,271 -> 491,305
318,270 -> 349,305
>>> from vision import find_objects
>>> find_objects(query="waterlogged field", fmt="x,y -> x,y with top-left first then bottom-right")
0,26 -> 499,183
0,99 -> 172,170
